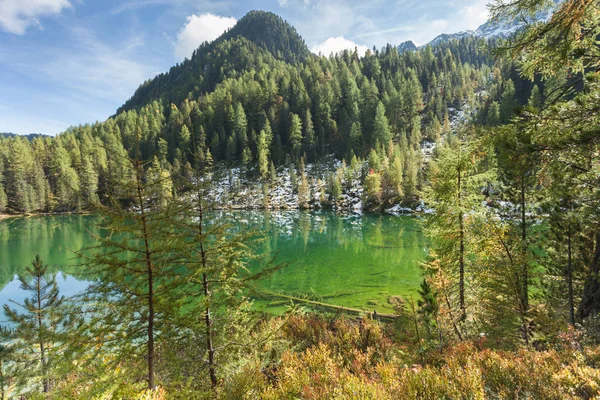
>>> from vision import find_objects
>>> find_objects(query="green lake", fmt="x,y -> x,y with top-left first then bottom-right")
0,212 -> 427,316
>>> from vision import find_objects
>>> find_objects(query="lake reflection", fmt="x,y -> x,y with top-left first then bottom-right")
0,212 -> 427,314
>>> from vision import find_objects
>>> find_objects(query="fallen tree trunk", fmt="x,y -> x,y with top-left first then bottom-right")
257,290 -> 399,320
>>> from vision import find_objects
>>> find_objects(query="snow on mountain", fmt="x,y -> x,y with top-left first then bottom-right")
426,31 -> 475,48
423,2 -> 558,47
473,7 -> 554,39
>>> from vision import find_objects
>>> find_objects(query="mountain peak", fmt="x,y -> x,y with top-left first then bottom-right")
118,10 -> 311,113
397,41 -> 417,53
219,10 -> 311,64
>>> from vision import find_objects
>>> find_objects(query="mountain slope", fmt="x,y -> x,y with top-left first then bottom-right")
118,11 -> 310,113
427,31 -> 474,48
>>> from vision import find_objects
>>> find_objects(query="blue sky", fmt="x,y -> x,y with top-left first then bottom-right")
0,0 -> 490,135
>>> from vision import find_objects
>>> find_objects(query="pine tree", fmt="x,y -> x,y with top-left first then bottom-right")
0,184 -> 6,213
349,122 -> 362,157
373,102 -> 392,146
403,148 -> 418,205
3,256 -> 66,394
303,109 -> 315,156
257,129 -> 271,180
500,79 -> 517,123
385,151 -> 404,202
80,157 -> 99,206
178,125 -> 191,158
0,326 -> 13,400
487,102 -> 501,126
368,149 -> 381,172
494,125 -> 542,345
147,156 -> 173,207
417,279 -> 439,339
527,85 -> 543,110
329,173 -> 342,206
289,113 -> 303,160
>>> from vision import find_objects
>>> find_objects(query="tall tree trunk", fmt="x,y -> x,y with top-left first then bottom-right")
0,358 -> 4,400
408,297 -> 420,342
197,183 -> 217,388
457,160 -> 465,320
136,160 -> 155,390
203,272 -> 217,388
520,178 -> 529,345
577,232 -> 600,319
568,223 -> 575,326
36,278 -> 48,393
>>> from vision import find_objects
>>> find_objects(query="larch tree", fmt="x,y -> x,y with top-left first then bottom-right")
424,130 -> 490,338
158,143 -> 281,393
76,132 -> 182,392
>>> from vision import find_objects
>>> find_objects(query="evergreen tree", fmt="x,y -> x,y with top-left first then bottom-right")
0,326 -> 13,400
487,102 -> 501,126
403,148 -> 419,205
500,79 -> 518,123
178,125 -> 192,159
3,256 -> 66,394
373,102 -> 392,146
0,184 -> 6,213
257,129 -> 271,180
527,84 -> 543,110
303,109 -> 316,156
289,113 -> 303,160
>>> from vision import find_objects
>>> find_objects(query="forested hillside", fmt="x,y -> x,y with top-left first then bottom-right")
0,11 -> 525,215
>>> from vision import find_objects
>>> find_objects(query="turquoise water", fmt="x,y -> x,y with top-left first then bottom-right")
0,212 -> 427,315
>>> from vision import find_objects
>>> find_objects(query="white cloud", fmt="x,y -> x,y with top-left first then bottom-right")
431,19 -> 449,31
311,36 -> 369,57
0,0 -> 71,35
461,1 -> 490,30
174,13 -> 237,60
277,0 -> 312,7
296,1 -> 357,43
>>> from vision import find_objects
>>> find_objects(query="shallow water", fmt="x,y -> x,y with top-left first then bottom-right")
0,211 -> 427,316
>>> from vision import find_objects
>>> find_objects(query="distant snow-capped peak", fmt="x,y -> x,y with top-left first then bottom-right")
417,1 -> 558,48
